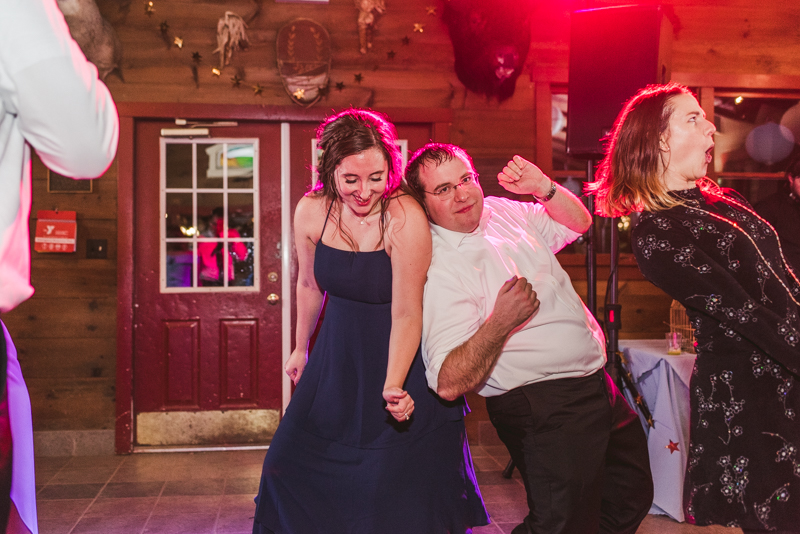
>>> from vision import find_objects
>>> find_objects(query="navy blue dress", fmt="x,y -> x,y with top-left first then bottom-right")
253,239 -> 489,534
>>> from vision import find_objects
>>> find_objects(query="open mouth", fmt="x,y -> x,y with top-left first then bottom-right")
353,195 -> 372,206
705,145 -> 714,163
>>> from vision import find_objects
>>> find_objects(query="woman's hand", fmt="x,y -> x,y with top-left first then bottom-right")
285,348 -> 308,386
383,386 -> 415,422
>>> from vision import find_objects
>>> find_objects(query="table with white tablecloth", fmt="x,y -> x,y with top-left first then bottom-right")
618,339 -> 696,522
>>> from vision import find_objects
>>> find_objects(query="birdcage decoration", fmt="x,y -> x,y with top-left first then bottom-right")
669,300 -> 695,353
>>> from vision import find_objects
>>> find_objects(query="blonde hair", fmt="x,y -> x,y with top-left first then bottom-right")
586,83 -> 697,217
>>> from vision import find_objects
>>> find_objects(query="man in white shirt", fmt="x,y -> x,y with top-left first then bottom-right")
0,0 -> 119,531
405,144 -> 652,534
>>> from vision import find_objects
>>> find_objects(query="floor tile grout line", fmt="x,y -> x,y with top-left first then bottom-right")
139,475 -> 168,534
212,478 -> 228,534
65,457 -> 128,534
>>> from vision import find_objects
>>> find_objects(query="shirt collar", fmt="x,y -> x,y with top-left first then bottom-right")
430,203 -> 492,249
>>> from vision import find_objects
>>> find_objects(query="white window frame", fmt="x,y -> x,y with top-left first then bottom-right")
160,137 -> 260,293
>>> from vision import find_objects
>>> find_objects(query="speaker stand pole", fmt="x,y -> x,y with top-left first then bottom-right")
585,159 -> 597,319
606,215 -> 621,385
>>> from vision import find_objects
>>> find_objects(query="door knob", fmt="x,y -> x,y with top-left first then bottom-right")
267,272 -> 279,283
267,293 -> 280,305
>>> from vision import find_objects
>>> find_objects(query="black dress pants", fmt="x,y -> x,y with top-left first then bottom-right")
486,370 -> 653,534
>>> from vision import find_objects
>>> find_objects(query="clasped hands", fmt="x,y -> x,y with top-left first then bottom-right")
383,386 -> 414,423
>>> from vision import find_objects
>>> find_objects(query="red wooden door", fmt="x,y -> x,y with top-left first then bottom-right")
132,120 -> 283,447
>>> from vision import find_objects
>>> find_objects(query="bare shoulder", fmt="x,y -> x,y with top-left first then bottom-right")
386,193 -> 427,227
385,193 -> 431,253
295,193 -> 331,243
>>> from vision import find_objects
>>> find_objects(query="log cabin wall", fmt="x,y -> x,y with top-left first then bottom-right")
4,0 -> 800,437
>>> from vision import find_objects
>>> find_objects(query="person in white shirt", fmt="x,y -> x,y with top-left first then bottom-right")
405,144 -> 652,534
0,1 -> 119,532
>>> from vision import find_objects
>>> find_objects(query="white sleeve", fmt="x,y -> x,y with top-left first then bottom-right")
421,264 -> 483,393
524,201 -> 582,254
0,0 -> 119,178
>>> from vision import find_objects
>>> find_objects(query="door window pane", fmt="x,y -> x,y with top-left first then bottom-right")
165,143 -> 193,189
161,138 -> 259,292
198,143 -> 224,189
166,243 -> 194,288
228,144 -> 255,189
166,193 -> 193,238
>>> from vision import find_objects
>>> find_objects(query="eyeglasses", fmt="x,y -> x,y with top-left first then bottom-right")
424,173 -> 478,201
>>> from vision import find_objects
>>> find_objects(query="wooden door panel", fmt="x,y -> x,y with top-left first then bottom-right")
164,320 -> 200,408
220,319 -> 259,407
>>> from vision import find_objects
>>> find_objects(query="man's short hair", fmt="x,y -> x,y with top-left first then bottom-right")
404,143 -> 475,215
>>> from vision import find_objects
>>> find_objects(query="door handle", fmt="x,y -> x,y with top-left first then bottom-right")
267,293 -> 280,305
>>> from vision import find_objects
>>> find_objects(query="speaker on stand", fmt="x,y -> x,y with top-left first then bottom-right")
566,4 -> 673,381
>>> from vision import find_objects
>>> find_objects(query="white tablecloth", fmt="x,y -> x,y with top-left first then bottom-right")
618,339 -> 696,523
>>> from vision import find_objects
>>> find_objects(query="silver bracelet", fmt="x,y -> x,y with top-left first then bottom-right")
534,180 -> 557,203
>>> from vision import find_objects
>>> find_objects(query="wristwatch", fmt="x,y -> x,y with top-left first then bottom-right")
534,180 -> 557,203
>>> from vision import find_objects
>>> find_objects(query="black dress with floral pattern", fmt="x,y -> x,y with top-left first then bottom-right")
632,186 -> 800,531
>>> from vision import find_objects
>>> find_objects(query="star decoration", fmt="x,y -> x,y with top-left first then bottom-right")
159,21 -> 170,33
387,50 -> 396,60
192,51 -> 202,63
231,75 -> 242,88
666,440 -> 680,454
646,416 -> 655,428
354,73 -> 363,83
293,88 -> 305,100
402,36 -> 410,45
426,6 -> 437,15
173,36 -> 183,49
211,68 -> 221,76
335,82 -> 345,91
252,83 -> 263,96
413,23 -> 425,33
145,1 -> 155,16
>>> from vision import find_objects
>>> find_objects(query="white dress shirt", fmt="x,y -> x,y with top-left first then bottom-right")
0,0 -> 119,312
422,196 -> 606,397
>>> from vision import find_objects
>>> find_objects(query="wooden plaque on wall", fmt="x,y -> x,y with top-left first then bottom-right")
47,169 -> 93,193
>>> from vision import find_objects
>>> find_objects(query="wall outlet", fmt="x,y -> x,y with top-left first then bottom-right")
86,239 -> 107,259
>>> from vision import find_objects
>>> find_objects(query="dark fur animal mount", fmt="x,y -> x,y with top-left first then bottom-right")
443,0 -> 532,102
57,0 -> 123,81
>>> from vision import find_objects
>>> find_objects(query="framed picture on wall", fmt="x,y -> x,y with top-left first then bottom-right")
46,169 -> 93,193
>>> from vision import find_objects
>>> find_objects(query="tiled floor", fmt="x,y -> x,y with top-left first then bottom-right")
34,445 -> 742,534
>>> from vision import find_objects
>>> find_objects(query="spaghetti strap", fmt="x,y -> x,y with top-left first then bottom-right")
318,200 -> 335,245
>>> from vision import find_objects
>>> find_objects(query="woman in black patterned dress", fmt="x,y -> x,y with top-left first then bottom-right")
588,83 -> 800,531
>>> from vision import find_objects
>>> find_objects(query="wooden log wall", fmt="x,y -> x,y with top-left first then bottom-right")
2,157 -> 118,431
4,0 -> 800,433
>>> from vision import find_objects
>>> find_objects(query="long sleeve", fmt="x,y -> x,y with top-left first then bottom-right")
0,0 -> 119,312
0,0 -> 119,179
633,211 -> 800,376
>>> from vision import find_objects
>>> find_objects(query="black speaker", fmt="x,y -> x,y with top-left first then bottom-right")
566,5 -> 673,159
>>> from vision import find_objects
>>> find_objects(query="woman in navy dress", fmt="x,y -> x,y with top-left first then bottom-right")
252,109 -> 488,534
589,83 -> 800,531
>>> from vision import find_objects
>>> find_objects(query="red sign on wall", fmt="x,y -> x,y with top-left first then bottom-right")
34,210 -> 77,253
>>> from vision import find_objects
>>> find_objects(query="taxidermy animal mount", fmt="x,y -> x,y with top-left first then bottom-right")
56,0 -> 123,81
443,0 -> 532,101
